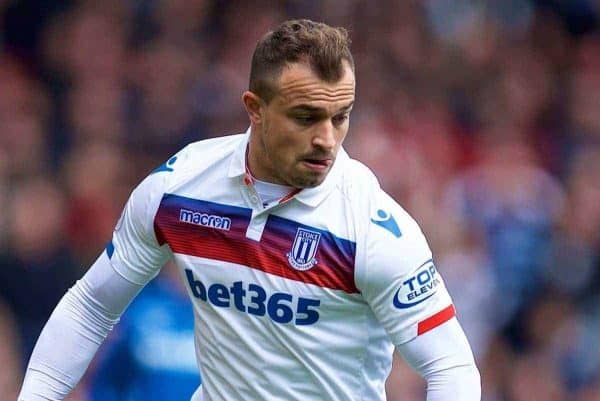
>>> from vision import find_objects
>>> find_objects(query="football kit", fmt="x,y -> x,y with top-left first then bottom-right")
19,130 -> 480,401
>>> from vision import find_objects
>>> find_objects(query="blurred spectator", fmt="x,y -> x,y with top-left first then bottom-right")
128,38 -> 203,150
0,57 -> 50,178
545,146 -> 600,302
0,112 -> 49,178
66,79 -> 124,144
0,300 -> 22,401
61,6 -> 127,83
155,0 -> 211,43
568,36 -> 600,146
443,135 -> 566,339
0,177 -> 81,361
506,352 -> 567,401
62,141 -> 130,264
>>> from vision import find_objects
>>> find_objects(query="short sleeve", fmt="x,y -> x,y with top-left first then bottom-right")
356,188 -> 455,345
107,169 -> 173,285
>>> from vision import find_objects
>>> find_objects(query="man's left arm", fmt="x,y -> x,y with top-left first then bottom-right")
396,316 -> 480,400
356,189 -> 480,400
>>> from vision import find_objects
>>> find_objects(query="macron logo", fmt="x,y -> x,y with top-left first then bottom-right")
371,209 -> 401,238
179,209 -> 232,231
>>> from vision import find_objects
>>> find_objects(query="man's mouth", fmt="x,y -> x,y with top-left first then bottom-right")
301,158 -> 333,171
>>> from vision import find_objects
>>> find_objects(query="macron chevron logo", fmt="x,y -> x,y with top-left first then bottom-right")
152,156 -> 178,174
371,209 -> 401,237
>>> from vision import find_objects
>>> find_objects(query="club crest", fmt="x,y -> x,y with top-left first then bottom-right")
287,228 -> 321,271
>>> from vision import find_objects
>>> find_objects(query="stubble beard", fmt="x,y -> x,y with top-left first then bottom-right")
286,163 -> 330,188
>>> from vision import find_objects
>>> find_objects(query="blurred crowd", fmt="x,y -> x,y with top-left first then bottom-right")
1,0 -> 600,400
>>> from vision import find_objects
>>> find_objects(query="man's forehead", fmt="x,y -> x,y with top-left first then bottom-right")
274,62 -> 355,108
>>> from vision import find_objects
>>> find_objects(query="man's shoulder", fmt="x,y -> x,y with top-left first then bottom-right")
336,152 -> 380,201
156,133 -> 244,176
336,152 -> 422,239
183,133 -> 245,156
338,150 -> 379,187
137,132 -> 245,198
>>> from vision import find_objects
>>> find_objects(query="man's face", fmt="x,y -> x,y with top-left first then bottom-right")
248,61 -> 355,188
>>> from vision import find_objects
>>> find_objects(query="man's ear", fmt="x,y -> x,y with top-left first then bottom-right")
242,91 -> 264,125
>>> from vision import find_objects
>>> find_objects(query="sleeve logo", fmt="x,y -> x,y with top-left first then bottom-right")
152,155 -> 178,174
371,209 -> 401,237
393,259 -> 441,309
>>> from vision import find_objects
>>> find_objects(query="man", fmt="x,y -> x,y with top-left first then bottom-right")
19,19 -> 480,401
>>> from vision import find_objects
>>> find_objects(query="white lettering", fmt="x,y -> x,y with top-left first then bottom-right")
179,209 -> 232,231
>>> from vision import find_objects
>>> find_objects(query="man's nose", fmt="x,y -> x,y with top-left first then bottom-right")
312,120 -> 336,151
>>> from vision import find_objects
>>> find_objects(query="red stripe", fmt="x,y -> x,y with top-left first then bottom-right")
162,227 -> 357,293
279,188 -> 302,204
243,149 -> 255,185
243,148 -> 299,203
154,196 -> 357,293
417,305 -> 456,335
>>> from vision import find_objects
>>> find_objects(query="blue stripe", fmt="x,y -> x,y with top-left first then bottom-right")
160,193 -> 252,221
106,240 -> 115,258
267,214 -> 356,269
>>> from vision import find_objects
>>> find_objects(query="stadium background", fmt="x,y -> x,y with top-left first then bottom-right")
1,0 -> 600,400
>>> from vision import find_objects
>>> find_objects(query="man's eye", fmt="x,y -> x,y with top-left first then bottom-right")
332,113 -> 349,125
294,115 -> 316,125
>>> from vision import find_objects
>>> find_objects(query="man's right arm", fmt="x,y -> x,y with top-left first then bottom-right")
18,154 -> 180,400
18,252 -> 144,401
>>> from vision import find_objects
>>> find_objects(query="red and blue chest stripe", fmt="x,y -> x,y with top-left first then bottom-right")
154,194 -> 358,293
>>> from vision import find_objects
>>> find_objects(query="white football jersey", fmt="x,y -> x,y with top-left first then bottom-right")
107,129 -> 455,401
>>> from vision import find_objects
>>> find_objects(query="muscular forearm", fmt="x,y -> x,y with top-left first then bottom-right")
18,253 -> 144,401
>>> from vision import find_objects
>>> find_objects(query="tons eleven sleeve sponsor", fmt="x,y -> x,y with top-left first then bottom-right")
393,259 -> 441,309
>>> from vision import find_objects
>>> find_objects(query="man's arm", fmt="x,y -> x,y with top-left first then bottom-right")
18,152 -> 182,400
397,317 -> 480,400
18,252 -> 144,401
356,186 -> 481,400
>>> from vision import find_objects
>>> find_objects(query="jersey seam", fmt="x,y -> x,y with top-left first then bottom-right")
355,304 -> 370,401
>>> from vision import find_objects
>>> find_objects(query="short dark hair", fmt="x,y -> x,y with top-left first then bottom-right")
249,19 -> 354,103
